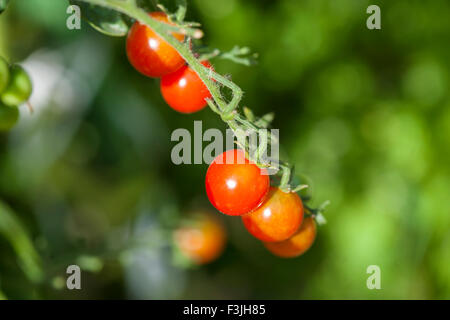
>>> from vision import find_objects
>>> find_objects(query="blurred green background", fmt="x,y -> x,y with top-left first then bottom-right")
0,0 -> 449,299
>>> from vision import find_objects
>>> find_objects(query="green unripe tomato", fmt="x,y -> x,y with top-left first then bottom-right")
1,64 -> 32,107
0,103 -> 19,131
0,56 -> 9,95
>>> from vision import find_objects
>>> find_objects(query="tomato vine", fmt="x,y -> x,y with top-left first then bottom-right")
72,0 -> 328,224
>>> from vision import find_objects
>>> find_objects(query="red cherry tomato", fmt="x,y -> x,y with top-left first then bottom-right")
242,187 -> 304,242
126,12 -> 185,78
160,61 -> 213,113
205,149 -> 270,216
264,216 -> 316,258
173,213 -> 226,265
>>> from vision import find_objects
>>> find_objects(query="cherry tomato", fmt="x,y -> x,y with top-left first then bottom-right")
264,216 -> 316,258
205,149 -> 270,216
173,213 -> 226,265
1,65 -> 32,107
126,12 -> 185,78
0,57 -> 10,95
160,60 -> 212,113
241,187 -> 304,242
0,103 -> 19,131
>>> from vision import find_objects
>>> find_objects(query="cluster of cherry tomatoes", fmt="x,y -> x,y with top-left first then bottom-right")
125,12 -> 316,262
206,149 -> 316,258
0,56 -> 32,131
126,12 -> 212,114
171,150 -> 317,264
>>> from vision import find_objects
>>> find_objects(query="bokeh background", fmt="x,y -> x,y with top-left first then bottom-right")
0,0 -> 449,299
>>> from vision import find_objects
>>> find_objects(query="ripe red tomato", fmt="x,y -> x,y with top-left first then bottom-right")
126,12 -> 185,78
173,213 -> 226,264
160,60 -> 212,113
264,216 -> 316,258
241,187 -> 303,242
205,149 -> 270,216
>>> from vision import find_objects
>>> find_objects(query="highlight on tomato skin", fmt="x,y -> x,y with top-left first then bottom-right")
126,11 -> 185,78
160,60 -> 213,113
241,187 -> 304,242
264,216 -> 317,258
173,213 -> 227,265
205,149 -> 270,216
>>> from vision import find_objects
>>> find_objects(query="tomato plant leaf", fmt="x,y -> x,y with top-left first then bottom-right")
220,46 -> 259,66
0,200 -> 43,283
175,0 -> 187,22
70,0 -> 130,37
196,46 -> 258,67
254,112 -> 275,128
